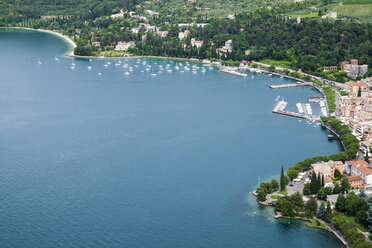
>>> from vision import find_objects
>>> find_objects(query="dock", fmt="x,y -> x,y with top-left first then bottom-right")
220,69 -> 247,77
272,100 -> 320,121
269,82 -> 310,89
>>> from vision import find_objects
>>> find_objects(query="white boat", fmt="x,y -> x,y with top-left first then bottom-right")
192,71 -> 197,75
104,64 -> 109,67
180,71 -> 185,73
167,70 -> 172,73
37,58 -> 42,64
151,73 -> 156,77
175,66 -> 180,70
87,66 -> 92,70
268,73 -> 272,76
70,66 -> 75,69
124,72 -> 130,75
98,72 -> 102,76
89,59 -> 93,62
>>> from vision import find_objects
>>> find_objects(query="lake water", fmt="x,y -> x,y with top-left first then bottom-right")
0,29 -> 342,247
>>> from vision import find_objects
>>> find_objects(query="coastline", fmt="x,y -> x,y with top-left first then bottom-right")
252,191 -> 350,247
1,27 -> 76,56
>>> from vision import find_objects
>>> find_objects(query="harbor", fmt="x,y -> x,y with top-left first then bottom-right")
272,98 -> 322,121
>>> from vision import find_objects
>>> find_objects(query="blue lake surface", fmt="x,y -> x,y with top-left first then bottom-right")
0,29 -> 343,247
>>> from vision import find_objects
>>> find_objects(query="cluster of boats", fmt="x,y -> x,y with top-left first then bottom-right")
61,58 -> 212,77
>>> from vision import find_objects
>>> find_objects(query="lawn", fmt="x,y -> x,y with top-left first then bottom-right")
259,59 -> 292,69
335,3 -> 372,16
286,12 -> 319,18
343,0 -> 372,5
334,211 -> 369,232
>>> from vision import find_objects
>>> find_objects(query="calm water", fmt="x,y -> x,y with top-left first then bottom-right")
0,29 -> 342,247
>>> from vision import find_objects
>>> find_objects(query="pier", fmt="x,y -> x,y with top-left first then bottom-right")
220,69 -> 247,77
272,100 -> 320,121
269,82 -> 310,89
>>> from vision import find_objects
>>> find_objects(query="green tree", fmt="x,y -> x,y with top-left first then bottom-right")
358,87 -> 362,97
341,177 -> 351,193
304,197 -> 318,216
280,166 -> 285,191
303,183 -> 311,195
271,179 -> 279,192
336,194 -> 346,212
334,169 -> 342,178
317,202 -> 326,219
318,187 -> 326,200
367,205 -> 372,231
325,201 -> 332,222
333,182 -> 341,194
257,188 -> 267,201
310,172 -> 317,194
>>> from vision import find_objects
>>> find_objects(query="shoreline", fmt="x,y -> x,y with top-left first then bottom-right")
1,27 -> 76,56
253,191 -> 349,247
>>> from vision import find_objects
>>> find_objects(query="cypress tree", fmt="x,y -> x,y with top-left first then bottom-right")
310,172 -> 317,194
322,174 -> 325,187
325,201 -> 332,222
358,86 -> 362,97
317,173 -> 322,191
280,166 -> 285,191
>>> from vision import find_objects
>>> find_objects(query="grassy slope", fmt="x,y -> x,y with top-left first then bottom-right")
333,0 -> 372,22
142,0 -> 295,18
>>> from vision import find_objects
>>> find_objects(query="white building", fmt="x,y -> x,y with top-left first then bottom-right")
191,38 -> 203,48
217,39 -> 233,54
178,30 -> 190,40
155,31 -> 168,38
345,160 -> 372,186
115,41 -> 135,51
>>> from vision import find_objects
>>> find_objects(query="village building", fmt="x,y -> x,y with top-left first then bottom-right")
178,30 -> 190,40
155,31 -> 168,38
345,160 -> 372,186
92,41 -> 100,47
114,41 -> 135,51
341,60 -> 369,77
311,160 -> 343,178
191,38 -> 203,48
323,66 -> 338,71
347,82 -> 363,97
348,175 -> 363,188
146,10 -> 159,16
217,40 -> 233,54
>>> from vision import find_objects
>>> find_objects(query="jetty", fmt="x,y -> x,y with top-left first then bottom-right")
220,69 -> 247,77
272,100 -> 320,121
269,82 -> 310,89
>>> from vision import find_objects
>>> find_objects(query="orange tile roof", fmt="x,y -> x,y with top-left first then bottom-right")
324,177 -> 333,183
347,82 -> 363,87
346,160 -> 372,175
348,175 -> 362,182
